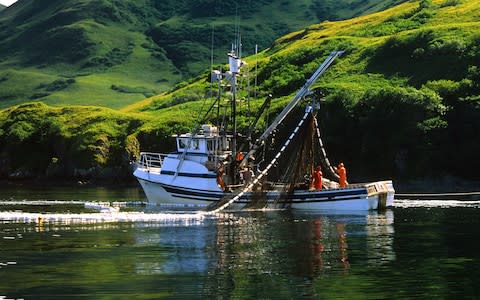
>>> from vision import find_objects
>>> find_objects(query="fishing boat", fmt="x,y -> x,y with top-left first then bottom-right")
133,49 -> 395,211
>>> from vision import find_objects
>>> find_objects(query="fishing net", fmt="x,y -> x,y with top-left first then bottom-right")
204,109 -> 339,213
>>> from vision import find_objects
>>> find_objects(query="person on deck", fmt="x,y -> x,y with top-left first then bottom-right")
312,166 -> 323,191
241,167 -> 254,184
217,167 -> 226,191
335,163 -> 347,188
235,151 -> 244,162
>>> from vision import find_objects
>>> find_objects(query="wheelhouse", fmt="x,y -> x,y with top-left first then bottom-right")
175,125 -> 231,155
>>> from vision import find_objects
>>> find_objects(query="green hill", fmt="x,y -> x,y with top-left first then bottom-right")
1,0 -> 479,183
128,0 -> 480,181
0,5 -> 5,11
0,0 -> 405,109
0,0 -> 181,109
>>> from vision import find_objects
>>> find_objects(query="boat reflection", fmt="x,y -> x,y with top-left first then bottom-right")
1,206 -> 394,280
282,210 -> 395,277
131,210 -> 395,280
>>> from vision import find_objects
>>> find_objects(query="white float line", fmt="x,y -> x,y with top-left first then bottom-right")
0,211 -> 205,225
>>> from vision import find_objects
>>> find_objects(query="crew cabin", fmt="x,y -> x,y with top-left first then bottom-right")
175,125 -> 231,169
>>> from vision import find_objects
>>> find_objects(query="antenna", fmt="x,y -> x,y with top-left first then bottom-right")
211,25 -> 215,71
254,44 -> 258,100
239,34 -> 242,60
234,3 -> 240,57
210,25 -> 215,99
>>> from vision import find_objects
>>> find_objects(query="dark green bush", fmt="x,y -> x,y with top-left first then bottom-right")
321,86 -> 447,177
0,103 -> 145,180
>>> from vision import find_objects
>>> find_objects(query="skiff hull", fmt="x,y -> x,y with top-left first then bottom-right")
137,177 -> 394,211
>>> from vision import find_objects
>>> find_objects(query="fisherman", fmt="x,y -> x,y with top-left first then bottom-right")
335,163 -> 347,188
235,151 -> 245,162
233,151 -> 245,184
241,166 -> 254,184
312,166 -> 323,191
217,166 -> 226,191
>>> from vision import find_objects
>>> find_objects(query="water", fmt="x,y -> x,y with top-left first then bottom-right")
1,186 -> 480,299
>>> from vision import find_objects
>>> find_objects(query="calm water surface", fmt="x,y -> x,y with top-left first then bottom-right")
1,185 -> 480,299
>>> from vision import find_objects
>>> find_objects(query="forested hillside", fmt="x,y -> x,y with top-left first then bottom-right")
1,0 -> 479,184
0,4 -> 5,11
0,0 -> 405,109
129,0 -> 480,181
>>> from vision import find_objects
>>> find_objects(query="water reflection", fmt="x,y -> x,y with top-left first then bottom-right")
203,210 -> 395,298
0,203 -> 396,298
16,210 -> 395,280
366,211 -> 396,265
2,185 -> 480,298
134,224 -> 215,275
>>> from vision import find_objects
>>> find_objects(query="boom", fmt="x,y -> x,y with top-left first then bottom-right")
245,50 -> 343,160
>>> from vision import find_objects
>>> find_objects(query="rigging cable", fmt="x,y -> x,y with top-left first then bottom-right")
204,106 -> 313,214
313,114 -> 339,181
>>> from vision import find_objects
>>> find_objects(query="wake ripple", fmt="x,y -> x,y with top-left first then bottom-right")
394,199 -> 480,208
0,200 -> 205,225
0,211 -> 205,225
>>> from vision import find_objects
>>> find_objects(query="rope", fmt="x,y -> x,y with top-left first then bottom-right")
313,114 -> 338,181
203,107 -> 313,214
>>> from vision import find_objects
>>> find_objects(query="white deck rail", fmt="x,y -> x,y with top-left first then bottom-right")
138,152 -> 166,171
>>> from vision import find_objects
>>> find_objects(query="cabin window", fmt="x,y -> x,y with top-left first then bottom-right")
207,140 -> 214,152
193,139 -> 200,150
179,139 -> 187,149
179,138 -> 201,151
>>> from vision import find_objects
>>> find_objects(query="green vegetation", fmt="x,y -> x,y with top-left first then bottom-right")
1,0 -> 480,182
132,0 -> 480,180
0,102 -> 148,180
0,0 -> 405,109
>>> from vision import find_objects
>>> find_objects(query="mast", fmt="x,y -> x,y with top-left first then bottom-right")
228,50 -> 241,164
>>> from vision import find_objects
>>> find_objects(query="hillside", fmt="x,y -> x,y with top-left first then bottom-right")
1,0 -> 479,183
0,0 -> 405,109
0,0 -> 180,109
0,4 -> 5,11
128,0 -> 480,181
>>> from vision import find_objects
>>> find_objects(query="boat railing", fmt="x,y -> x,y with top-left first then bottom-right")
138,152 -> 167,171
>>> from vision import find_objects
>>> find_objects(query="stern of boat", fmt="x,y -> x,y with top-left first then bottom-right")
366,180 -> 395,210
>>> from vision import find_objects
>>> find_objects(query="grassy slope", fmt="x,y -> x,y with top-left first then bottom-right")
0,0 -> 180,109
135,0 -> 479,111
1,0 -> 479,181
0,0 -> 405,109
0,102 -> 149,179
126,0 -> 480,180
148,0 -> 405,77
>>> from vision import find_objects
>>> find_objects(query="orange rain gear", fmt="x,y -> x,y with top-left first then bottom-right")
312,166 -> 323,190
235,151 -> 244,162
336,163 -> 347,188
217,168 -> 225,191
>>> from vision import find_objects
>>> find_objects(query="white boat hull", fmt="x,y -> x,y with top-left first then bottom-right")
136,175 -> 394,211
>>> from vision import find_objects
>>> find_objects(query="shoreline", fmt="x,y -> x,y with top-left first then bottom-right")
393,176 -> 480,194
2,175 -> 479,194
0,177 -> 140,189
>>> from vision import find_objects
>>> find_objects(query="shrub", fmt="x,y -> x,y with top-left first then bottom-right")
321,86 -> 447,177
111,85 -> 156,97
440,0 -> 461,7
0,103 -> 145,179
37,79 -> 76,92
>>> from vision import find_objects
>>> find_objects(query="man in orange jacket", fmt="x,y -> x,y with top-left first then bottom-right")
312,166 -> 323,190
335,163 -> 347,188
